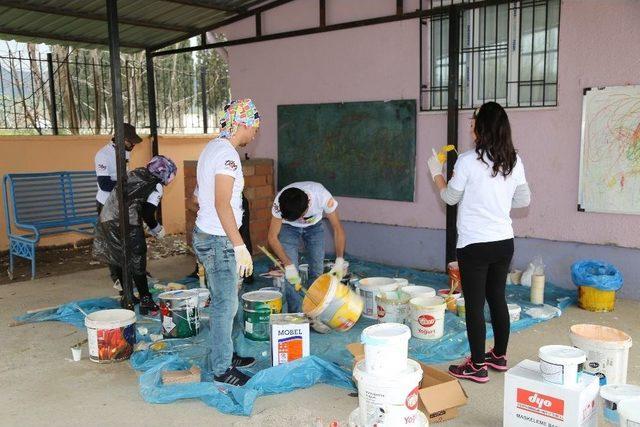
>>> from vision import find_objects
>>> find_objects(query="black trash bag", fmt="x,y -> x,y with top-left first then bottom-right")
93,168 -> 160,274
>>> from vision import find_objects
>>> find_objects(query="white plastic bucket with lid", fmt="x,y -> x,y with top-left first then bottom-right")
85,309 -> 137,363
569,324 -> 633,385
508,304 -> 521,322
538,345 -> 586,386
376,291 -> 410,324
348,408 -> 428,427
409,296 -> 446,340
357,278 -> 399,319
600,384 -> 640,424
618,396 -> 640,427
393,278 -> 409,288
361,323 -> 411,376
195,288 -> 210,309
353,359 -> 423,426
400,285 -> 436,300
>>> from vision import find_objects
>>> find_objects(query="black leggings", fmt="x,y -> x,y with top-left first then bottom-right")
457,239 -> 514,364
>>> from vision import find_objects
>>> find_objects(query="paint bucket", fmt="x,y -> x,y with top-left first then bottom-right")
600,384 -> 640,424
578,286 -> 616,312
393,278 -> 409,288
299,264 -> 309,287
530,274 -> 545,304
538,345 -> 586,386
447,261 -> 461,292
272,276 -> 286,293
159,290 -> 200,339
457,298 -> 466,318
242,290 -> 283,341
361,323 -> 411,376
400,285 -> 436,300
357,278 -> 399,319
618,396 -> 640,427
85,309 -> 136,363
353,359 -> 423,426
348,408 -> 428,427
569,324 -> 633,385
508,304 -> 522,322
437,289 -> 461,313
408,296 -> 446,340
195,288 -> 210,308
376,291 -> 410,324
303,273 -> 363,332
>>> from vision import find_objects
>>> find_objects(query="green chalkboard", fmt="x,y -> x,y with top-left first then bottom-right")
277,100 -> 416,201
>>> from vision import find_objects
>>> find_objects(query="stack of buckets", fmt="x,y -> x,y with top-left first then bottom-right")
351,323 -> 428,426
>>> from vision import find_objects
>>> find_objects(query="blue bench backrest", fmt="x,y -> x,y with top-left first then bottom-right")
5,171 -> 97,230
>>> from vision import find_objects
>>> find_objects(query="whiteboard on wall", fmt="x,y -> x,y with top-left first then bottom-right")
578,85 -> 640,214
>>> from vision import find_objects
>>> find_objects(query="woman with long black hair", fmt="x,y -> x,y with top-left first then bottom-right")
427,102 -> 531,383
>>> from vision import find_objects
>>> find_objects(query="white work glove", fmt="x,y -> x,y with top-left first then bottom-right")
233,244 -> 253,278
427,149 -> 445,181
285,264 -> 302,292
149,224 -> 165,239
330,257 -> 346,280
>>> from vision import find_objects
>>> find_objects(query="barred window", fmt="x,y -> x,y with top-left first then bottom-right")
421,0 -> 561,111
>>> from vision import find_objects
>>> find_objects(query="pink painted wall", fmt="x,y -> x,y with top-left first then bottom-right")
223,0 -> 640,248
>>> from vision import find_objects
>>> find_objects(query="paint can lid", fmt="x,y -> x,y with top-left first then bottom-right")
507,303 -> 521,313
241,290 -> 282,302
361,323 -> 411,346
538,345 -> 586,365
600,385 -> 640,403
85,308 -> 136,329
357,277 -> 399,291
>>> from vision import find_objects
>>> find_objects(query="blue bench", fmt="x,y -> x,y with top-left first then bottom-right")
3,171 -> 98,279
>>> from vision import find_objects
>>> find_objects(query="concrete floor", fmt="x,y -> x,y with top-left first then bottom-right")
1,254 -> 638,427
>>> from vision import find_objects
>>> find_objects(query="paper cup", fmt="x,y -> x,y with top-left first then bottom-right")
71,347 -> 82,362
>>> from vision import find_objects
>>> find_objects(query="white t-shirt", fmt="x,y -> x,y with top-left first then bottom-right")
448,150 -> 527,249
95,143 -> 161,206
272,181 -> 337,228
195,138 -> 244,236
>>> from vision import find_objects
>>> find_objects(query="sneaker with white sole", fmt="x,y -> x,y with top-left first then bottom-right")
214,367 -> 251,386
448,358 -> 489,383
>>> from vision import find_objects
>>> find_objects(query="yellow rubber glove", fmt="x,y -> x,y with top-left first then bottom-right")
285,264 -> 302,292
233,244 -> 253,278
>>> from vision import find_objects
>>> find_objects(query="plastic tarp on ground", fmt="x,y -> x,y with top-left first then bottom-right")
15,257 -> 577,415
571,259 -> 623,291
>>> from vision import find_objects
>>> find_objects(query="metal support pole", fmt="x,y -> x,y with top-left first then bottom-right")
445,6 -> 460,266
200,33 -> 208,134
145,49 -> 159,157
46,53 -> 58,135
106,0 -> 134,310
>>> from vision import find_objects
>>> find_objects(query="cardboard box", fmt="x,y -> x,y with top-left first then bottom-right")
347,343 -> 468,423
504,360 -> 599,427
270,314 -> 310,366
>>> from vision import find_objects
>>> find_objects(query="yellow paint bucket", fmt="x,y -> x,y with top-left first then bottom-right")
578,286 -> 616,312
302,273 -> 363,332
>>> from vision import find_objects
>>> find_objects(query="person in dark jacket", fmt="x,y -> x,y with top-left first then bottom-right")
93,155 -> 177,314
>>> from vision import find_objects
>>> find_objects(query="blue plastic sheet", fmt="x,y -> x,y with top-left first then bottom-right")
571,260 -> 623,291
15,256 -> 577,416
14,297 -> 120,329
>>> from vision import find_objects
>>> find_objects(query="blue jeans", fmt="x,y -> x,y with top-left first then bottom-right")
279,222 -> 325,312
192,226 -> 238,376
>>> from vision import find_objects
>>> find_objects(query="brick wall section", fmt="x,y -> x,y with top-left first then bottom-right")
183,158 -> 275,254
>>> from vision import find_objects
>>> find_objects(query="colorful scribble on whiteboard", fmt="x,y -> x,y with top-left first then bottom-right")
579,85 -> 640,214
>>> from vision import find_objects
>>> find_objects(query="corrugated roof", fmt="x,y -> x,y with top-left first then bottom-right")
0,0 -> 265,51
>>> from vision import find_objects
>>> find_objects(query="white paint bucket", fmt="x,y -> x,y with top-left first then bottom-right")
357,278 -> 399,319
600,384 -> 640,424
353,359 -> 423,426
376,291 -> 410,324
195,288 -> 210,308
85,309 -> 136,363
394,278 -> 409,288
618,396 -> 640,427
508,304 -> 521,322
400,285 -> 436,300
348,407 -> 428,427
361,323 -> 411,376
408,296 -> 446,340
569,324 -> 633,385
538,345 -> 586,386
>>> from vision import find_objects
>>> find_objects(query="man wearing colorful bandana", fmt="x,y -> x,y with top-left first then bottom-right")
192,99 -> 260,386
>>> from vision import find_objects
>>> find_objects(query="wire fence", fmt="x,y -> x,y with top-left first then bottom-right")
0,48 -> 229,135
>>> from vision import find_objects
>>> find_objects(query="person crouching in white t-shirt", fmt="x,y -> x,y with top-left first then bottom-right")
267,181 -> 346,314
427,102 -> 531,384
192,99 -> 260,387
